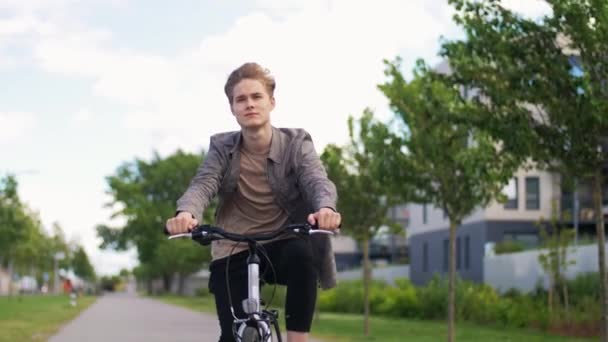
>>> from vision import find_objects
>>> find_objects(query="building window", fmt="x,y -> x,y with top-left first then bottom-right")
422,204 -> 428,224
443,239 -> 449,272
456,237 -> 461,270
526,177 -> 540,210
422,242 -> 428,272
503,178 -> 518,209
464,236 -> 470,270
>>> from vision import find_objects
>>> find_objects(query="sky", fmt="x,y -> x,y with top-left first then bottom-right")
0,0 -> 551,276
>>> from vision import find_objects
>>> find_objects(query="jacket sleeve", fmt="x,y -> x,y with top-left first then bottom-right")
296,133 -> 338,212
176,137 -> 225,223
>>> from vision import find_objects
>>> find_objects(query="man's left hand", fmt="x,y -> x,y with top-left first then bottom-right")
307,208 -> 341,231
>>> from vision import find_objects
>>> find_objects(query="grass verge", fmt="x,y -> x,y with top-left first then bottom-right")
153,295 -> 594,342
0,294 -> 96,342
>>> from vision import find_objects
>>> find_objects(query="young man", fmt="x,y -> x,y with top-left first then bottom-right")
165,62 -> 341,342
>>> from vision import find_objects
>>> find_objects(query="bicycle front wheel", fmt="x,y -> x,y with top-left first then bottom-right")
241,326 -> 261,342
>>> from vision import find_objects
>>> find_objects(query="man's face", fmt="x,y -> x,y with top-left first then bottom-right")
230,78 -> 275,130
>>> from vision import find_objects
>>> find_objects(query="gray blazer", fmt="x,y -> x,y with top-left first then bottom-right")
177,126 -> 338,289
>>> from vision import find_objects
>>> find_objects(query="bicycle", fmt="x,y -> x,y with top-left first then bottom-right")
167,223 -> 334,342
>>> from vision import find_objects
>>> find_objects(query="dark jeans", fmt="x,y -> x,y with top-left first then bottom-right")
208,237 -> 318,342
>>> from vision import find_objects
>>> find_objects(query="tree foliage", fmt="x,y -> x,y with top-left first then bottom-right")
370,58 -> 521,341
441,1 -> 608,338
0,175 -> 94,289
97,150 -> 215,293
321,109 -> 403,336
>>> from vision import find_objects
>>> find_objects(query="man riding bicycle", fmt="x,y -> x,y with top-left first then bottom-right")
165,62 -> 341,342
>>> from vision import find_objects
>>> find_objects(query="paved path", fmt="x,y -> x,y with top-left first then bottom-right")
48,292 -> 218,341
49,291 -> 322,341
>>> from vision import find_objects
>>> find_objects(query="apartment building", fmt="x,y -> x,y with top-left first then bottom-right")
330,205 -> 410,271
407,166 -> 562,285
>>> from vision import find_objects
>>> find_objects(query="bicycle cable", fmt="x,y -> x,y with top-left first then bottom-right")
225,240 -> 244,320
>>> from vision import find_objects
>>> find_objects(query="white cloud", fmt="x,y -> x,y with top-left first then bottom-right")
502,0 -> 552,19
72,108 -> 93,123
0,0 -> 471,275
3,0 -> 462,153
91,248 -> 138,276
0,111 -> 36,143
0,0 -> 129,14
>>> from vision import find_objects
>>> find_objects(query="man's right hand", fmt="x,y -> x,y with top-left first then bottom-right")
165,212 -> 198,235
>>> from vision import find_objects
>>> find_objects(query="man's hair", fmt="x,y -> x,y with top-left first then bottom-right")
224,62 -> 276,104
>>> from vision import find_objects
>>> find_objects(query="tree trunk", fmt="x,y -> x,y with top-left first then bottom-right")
363,237 -> 371,337
162,274 -> 172,294
593,171 -> 608,341
548,280 -> 553,316
562,278 -> 569,315
8,260 -> 14,298
448,221 -> 457,342
178,274 -> 186,296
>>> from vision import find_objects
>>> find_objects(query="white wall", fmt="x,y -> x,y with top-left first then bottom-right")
336,265 -> 409,286
331,235 -> 358,253
484,243 -> 606,293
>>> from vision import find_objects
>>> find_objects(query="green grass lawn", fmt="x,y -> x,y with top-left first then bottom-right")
153,295 -> 594,342
311,313 -> 595,342
0,294 -> 96,342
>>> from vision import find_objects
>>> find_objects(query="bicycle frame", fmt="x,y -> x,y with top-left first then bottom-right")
231,240 -> 279,342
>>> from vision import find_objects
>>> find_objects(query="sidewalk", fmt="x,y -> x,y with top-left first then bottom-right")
48,292 -> 220,342
49,291 -> 323,341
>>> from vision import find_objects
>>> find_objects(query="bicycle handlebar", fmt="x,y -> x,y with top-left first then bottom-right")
167,223 -> 336,245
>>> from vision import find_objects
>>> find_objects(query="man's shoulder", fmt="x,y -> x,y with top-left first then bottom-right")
210,130 -> 240,146
276,127 -> 312,143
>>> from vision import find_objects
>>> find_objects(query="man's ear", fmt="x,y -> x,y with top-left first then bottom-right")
270,96 -> 276,109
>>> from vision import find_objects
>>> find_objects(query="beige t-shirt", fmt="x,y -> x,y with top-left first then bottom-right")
212,146 -> 289,260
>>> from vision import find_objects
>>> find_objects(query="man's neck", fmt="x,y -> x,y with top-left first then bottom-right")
241,124 -> 272,155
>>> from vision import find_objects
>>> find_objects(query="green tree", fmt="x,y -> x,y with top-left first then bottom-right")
97,150 -> 214,294
320,110 -> 402,336
0,175 -> 80,292
0,176 -> 58,291
11,211 -> 47,277
373,59 -> 521,341
72,246 -> 96,282
0,175 -> 27,268
441,1 -> 608,337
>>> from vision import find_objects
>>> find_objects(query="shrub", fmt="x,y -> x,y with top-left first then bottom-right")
457,280 -> 501,324
416,276 -> 448,319
567,272 -> 600,304
261,284 -> 287,308
374,278 -> 421,317
494,240 -> 526,254
314,272 -> 599,334
195,286 -> 210,297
